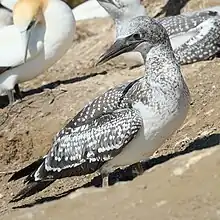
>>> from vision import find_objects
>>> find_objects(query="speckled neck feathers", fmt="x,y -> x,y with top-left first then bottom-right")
144,41 -> 179,81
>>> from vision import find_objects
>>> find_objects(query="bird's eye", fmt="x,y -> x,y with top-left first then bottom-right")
132,33 -> 142,41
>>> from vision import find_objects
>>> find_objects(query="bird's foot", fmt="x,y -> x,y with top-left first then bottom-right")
14,84 -> 23,101
6,89 -> 23,107
6,89 -> 15,106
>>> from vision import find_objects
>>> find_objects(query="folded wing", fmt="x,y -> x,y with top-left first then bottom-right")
9,108 -> 142,201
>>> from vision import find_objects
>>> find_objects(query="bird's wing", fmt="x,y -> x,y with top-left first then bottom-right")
183,6 -> 220,17
174,17 -> 220,64
9,108 -> 142,201
65,78 -> 141,128
9,78 -> 142,182
159,11 -> 218,36
31,108 -> 143,181
170,28 -> 198,50
0,25 -> 43,69
9,79 -> 144,201
27,78 -> 143,182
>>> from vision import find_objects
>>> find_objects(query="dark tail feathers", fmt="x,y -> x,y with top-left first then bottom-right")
10,180 -> 55,202
9,157 -> 56,202
8,158 -> 44,182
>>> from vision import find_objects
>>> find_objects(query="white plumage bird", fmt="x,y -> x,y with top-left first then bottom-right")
0,0 -> 75,105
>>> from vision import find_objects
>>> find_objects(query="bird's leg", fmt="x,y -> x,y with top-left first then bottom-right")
132,162 -> 144,177
6,89 -> 15,105
14,84 -> 23,100
101,173 -> 109,187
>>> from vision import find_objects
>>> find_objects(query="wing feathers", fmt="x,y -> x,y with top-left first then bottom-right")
43,108 -> 142,175
175,17 -> 220,64
160,10 -> 218,36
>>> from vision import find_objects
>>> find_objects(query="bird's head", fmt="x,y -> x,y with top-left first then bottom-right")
13,0 -> 47,63
97,0 -> 145,20
97,16 -> 169,65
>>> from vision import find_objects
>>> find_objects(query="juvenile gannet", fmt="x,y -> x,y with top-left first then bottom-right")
72,0 -> 109,21
0,0 -> 75,105
9,16 -> 190,202
97,0 -> 220,67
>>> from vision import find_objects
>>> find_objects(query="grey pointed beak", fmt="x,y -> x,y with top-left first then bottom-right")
21,30 -> 31,63
20,20 -> 36,63
96,38 -> 139,65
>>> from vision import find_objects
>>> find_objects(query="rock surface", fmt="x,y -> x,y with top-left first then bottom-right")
2,146 -> 220,220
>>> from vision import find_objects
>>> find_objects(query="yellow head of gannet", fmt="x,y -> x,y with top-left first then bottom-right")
13,0 -> 47,63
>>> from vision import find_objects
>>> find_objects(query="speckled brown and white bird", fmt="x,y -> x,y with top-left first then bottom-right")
9,15 -> 190,202
97,0 -> 220,67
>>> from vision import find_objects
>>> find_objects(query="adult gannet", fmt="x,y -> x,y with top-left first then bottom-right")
0,0 -> 75,105
9,16 -> 190,202
97,0 -> 220,67
0,0 -> 109,23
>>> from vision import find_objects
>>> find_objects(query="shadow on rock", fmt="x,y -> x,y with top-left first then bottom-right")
141,132 -> 220,170
12,132 -> 220,209
0,71 -> 107,109
154,0 -> 191,17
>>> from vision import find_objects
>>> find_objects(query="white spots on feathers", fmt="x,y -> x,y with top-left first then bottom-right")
44,108 -> 142,172
156,11 -> 220,64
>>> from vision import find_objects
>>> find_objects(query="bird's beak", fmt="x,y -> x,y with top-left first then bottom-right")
21,30 -> 31,63
20,21 -> 35,63
96,37 -> 140,65
97,0 -> 116,5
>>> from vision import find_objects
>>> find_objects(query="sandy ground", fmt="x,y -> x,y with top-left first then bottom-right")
2,145 -> 220,220
0,0 -> 220,218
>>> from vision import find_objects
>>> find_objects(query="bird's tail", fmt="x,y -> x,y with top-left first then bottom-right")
8,158 -> 44,182
10,180 -> 55,202
8,157 -> 55,202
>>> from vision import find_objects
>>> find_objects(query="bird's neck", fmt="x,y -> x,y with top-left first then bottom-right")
144,41 -> 182,83
42,0 -> 75,59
